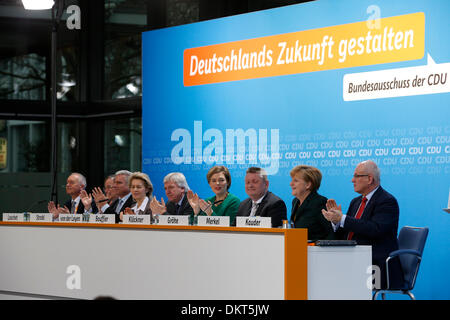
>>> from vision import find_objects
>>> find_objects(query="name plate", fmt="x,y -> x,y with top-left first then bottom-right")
88,214 -> 115,224
197,216 -> 230,227
58,214 -> 83,223
3,213 -> 24,222
236,216 -> 272,228
122,214 -> 151,225
157,215 -> 190,226
29,213 -> 53,222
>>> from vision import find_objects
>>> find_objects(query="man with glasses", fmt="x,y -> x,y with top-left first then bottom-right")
321,160 -> 403,290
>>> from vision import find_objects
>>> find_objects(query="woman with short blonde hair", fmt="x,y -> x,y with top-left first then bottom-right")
289,165 -> 332,240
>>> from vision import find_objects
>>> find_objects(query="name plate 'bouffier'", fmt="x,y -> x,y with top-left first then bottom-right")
29,213 -> 53,222
157,215 -> 190,226
88,214 -> 115,224
3,213 -> 24,222
122,214 -> 151,225
236,216 -> 272,228
58,214 -> 83,223
197,216 -> 230,227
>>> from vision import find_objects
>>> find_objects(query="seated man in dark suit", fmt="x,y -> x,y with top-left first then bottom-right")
321,160 -> 403,290
47,172 -> 97,219
92,170 -> 135,223
236,167 -> 287,227
150,172 -> 193,217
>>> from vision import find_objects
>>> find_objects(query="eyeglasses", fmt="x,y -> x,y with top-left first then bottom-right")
353,174 -> 369,178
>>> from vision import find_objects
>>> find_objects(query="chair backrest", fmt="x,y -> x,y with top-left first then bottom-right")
398,226 -> 429,290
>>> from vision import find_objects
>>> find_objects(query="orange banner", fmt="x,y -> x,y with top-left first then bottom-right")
183,12 -> 424,86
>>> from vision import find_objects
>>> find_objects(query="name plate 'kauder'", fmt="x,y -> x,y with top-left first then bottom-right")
197,216 -> 230,227
122,214 -> 151,225
157,215 -> 190,226
3,213 -> 24,222
30,213 -> 53,222
88,214 -> 115,224
236,216 -> 272,228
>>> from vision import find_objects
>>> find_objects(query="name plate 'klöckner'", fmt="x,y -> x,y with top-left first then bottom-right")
197,216 -> 230,227
122,215 -> 151,225
236,216 -> 272,228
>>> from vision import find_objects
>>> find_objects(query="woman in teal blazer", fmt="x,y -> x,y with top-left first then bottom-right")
290,165 -> 333,240
187,165 -> 240,225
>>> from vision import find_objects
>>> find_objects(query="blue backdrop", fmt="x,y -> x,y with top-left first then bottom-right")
143,0 -> 450,299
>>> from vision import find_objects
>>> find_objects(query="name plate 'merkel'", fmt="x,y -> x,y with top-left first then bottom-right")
157,215 -> 189,226
58,214 -> 83,223
30,213 -> 53,222
88,214 -> 115,224
122,214 -> 151,225
236,216 -> 272,228
197,216 -> 230,227
3,213 -> 24,222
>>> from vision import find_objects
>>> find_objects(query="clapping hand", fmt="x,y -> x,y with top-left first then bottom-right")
92,187 -> 108,208
199,199 -> 213,216
186,190 -> 201,215
321,199 -> 343,225
80,190 -> 92,211
150,197 -> 166,215
120,207 -> 135,222
48,201 -> 69,219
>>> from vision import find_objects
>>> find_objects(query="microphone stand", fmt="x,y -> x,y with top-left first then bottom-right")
50,0 -> 64,205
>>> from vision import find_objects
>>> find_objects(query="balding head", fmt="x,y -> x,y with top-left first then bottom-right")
352,160 -> 380,196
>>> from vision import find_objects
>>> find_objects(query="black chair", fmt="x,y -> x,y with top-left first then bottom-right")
373,226 -> 429,300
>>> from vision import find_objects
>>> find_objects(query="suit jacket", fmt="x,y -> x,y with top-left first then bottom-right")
103,194 -> 136,223
290,191 -> 333,241
236,191 -> 287,227
336,186 -> 403,289
165,192 -> 194,216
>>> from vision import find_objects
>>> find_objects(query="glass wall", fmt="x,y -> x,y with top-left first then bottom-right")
104,117 -> 141,175
0,53 -> 46,100
104,0 -> 147,99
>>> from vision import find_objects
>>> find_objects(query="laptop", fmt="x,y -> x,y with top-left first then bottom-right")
315,240 -> 357,246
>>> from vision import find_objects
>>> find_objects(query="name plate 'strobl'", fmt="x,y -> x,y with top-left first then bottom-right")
197,216 -> 230,227
157,215 -> 190,226
29,213 -> 53,222
3,213 -> 24,222
58,214 -> 83,223
122,215 -> 151,225
88,214 -> 115,224
236,216 -> 272,228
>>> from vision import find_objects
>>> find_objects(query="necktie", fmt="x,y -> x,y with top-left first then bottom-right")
71,200 -> 76,214
250,202 -> 259,217
347,196 -> 367,240
116,199 -> 124,214
175,204 -> 181,215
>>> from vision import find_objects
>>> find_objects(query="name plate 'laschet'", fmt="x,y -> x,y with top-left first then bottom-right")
3,213 -> 24,222
236,216 -> 272,228
197,216 -> 230,227
157,215 -> 190,226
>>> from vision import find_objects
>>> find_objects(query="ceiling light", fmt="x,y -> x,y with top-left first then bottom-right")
22,0 -> 55,10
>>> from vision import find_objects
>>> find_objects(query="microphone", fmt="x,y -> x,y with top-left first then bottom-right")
25,199 -> 48,213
